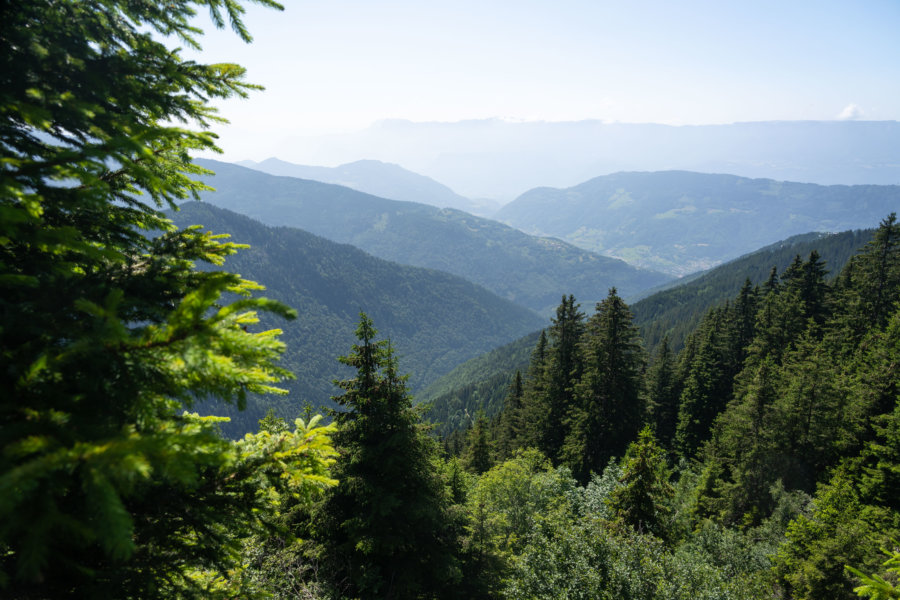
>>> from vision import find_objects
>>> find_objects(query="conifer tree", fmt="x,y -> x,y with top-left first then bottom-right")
520,329 -> 549,449
539,295 -> 586,461
645,335 -> 680,449
563,289 -> 645,482
675,308 -> 733,456
317,314 -> 460,599
497,370 -> 525,459
0,1 -> 342,596
608,427 -> 674,540
464,411 -> 495,474
841,213 -> 900,336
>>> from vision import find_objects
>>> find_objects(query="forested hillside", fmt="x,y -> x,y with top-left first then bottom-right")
193,158 -> 670,314
169,202 -> 544,433
424,227 -> 872,435
633,228 -> 873,352
420,331 -> 542,436
5,0 -> 900,598
442,214 -> 900,599
497,170 -> 899,274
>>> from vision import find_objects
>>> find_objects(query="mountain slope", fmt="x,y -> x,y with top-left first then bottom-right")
497,170 -> 899,275
168,202 -> 544,434
239,157 -> 498,216
422,226 -> 876,436
193,159 -> 671,314
632,228 -> 873,353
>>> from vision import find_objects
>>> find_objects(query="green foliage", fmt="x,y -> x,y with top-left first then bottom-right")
171,202 -> 544,435
0,0 -> 366,596
847,547 -> 900,600
316,314 -> 461,599
607,427 -> 674,540
505,516 -> 768,600
563,289 -> 646,480
467,448 -> 577,557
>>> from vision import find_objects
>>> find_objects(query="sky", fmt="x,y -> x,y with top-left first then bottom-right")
180,0 -> 900,162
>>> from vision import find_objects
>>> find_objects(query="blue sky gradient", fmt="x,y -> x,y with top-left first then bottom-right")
180,0 -> 900,161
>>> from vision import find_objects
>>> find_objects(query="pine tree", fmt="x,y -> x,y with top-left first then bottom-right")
317,314 -> 460,599
563,289 -> 646,482
464,411 -> 495,474
540,295 -> 586,461
645,335 -> 680,449
0,1 -> 337,596
496,370 -> 525,459
607,427 -> 674,540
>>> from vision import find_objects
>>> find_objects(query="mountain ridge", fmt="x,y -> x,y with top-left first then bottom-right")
168,201 -> 545,434
496,170 -> 899,275
192,159 -> 671,314
238,156 -> 499,216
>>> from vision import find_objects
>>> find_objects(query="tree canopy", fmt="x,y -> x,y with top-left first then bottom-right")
0,0 -> 345,596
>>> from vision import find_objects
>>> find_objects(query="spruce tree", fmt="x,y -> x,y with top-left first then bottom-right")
0,1 -> 340,596
520,329 -> 549,449
608,427 -> 674,540
540,295 -> 586,461
496,370 -> 525,459
317,314 -> 460,599
645,335 -> 680,449
563,289 -> 645,482
675,308 -> 733,456
464,411 -> 495,474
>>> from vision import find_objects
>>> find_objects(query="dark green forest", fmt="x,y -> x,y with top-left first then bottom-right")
2,1 -> 899,599
167,202 -> 543,435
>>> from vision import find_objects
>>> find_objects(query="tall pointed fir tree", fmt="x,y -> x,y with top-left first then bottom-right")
0,1 -> 349,598
563,289 -> 646,482
537,295 -> 585,461
496,370 -> 525,460
839,213 -> 900,341
645,335 -> 680,450
316,314 -> 460,599
674,307 -> 734,457
520,329 -> 549,449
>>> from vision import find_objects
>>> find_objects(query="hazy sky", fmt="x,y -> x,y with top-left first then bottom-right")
182,0 -> 900,161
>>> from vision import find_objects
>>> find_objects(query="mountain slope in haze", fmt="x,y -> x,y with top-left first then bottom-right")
420,331 -> 542,437
497,170 -> 899,275
422,226 -> 875,436
237,157 -> 500,216
169,202 -> 544,435
632,228 -> 874,353
272,119 -> 900,200
193,159 -> 671,315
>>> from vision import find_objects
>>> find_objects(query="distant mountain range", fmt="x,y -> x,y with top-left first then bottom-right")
496,171 -> 899,275
261,119 -> 900,200
193,159 -> 670,314
169,202 -> 544,435
236,157 -> 499,216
